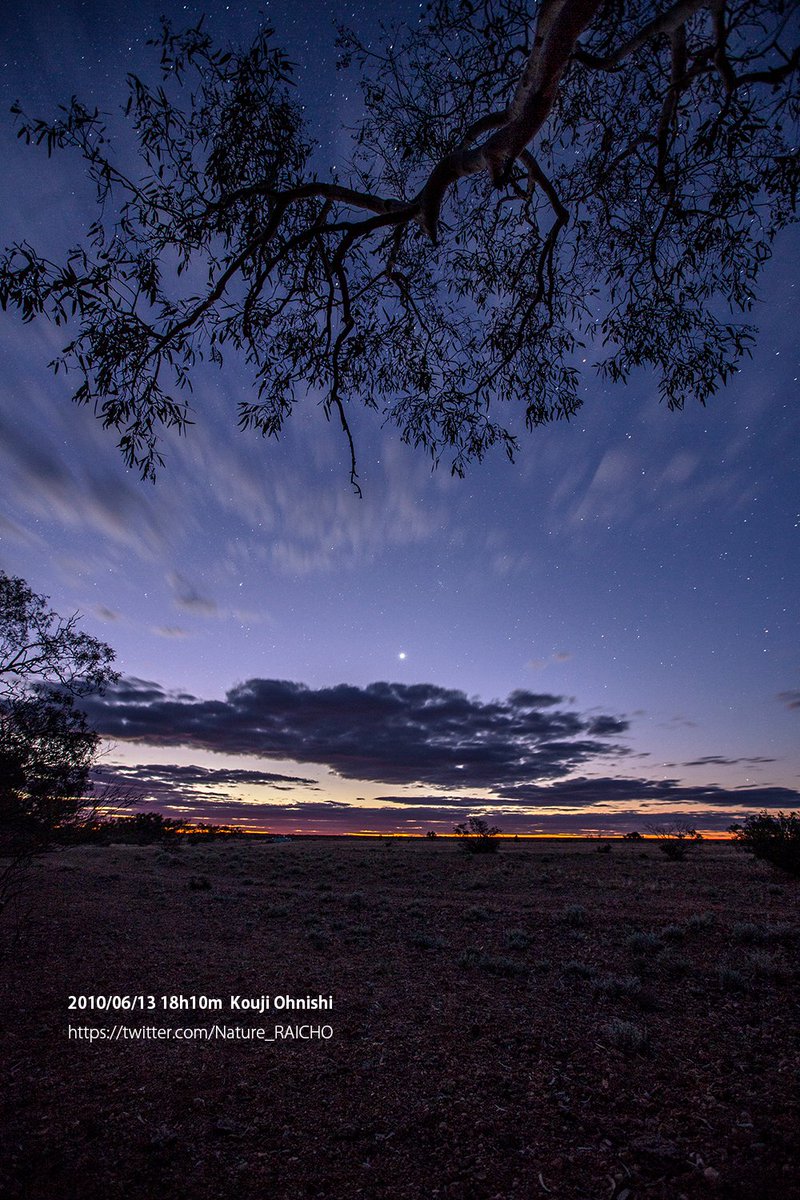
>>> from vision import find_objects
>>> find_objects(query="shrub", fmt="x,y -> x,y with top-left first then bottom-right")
623,831 -> 644,841
408,931 -> 447,950
730,921 -> 793,946
742,949 -> 789,981
458,950 -> 528,979
648,821 -> 703,860
594,974 -> 641,999
729,811 -> 800,876
660,923 -> 687,941
453,815 -> 502,854
562,904 -> 589,928
603,1018 -> 649,1055
687,911 -> 717,933
0,572 -> 118,863
183,821 -> 239,842
627,931 -> 664,954
563,960 -> 597,979
504,928 -> 531,951
718,962 -> 750,993
106,812 -> 184,844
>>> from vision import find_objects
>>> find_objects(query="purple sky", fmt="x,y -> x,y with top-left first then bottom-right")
1,0 -> 798,834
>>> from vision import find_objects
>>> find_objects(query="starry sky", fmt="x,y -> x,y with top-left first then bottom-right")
1,0 -> 798,834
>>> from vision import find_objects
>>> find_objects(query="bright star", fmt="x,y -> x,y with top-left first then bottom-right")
398,652 -> 407,660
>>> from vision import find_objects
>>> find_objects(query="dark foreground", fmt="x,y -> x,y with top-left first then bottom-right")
1,838 -> 798,1200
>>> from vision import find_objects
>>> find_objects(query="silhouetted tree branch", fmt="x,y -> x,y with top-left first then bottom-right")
0,573 -> 118,855
0,0 -> 797,489
1,572 -> 118,701
0,691 -> 100,852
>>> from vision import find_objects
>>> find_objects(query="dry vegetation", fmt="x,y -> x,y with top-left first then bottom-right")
1,838 -> 798,1200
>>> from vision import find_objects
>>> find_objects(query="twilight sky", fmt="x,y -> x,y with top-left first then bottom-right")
1,0 -> 798,834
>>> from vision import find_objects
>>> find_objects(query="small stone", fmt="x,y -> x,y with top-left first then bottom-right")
703,1167 -> 721,1186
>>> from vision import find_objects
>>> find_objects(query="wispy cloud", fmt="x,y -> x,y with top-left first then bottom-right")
167,571 -> 218,616
528,651 -> 573,671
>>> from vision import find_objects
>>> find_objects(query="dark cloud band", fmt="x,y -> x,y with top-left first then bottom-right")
83,676 -> 629,789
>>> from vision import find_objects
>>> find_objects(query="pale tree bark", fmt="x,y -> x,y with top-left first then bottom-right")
419,0 -> 606,240
1,0 -> 796,484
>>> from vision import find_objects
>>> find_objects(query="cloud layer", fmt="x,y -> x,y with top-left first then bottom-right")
92,762 -> 319,811
84,676 -> 629,789
493,777 -> 800,809
84,678 -> 800,833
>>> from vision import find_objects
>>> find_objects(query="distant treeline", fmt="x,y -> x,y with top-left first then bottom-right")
61,811 -> 245,846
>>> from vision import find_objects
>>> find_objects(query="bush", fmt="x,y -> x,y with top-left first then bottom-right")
718,962 -> 750,993
453,816 -> 502,854
563,960 -> 597,980
100,812 -> 183,844
729,811 -> 800,876
730,921 -> 793,946
562,904 -> 589,928
0,692 -> 101,853
687,911 -> 717,933
504,928 -> 531,951
648,821 -> 702,860
0,572 -> 118,865
103,813 -> 238,844
408,931 -> 447,950
743,949 -> 789,981
627,931 -> 664,954
603,1018 -> 649,1055
459,949 -> 528,979
594,974 -> 640,1000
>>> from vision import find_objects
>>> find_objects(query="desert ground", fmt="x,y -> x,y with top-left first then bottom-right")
0,837 -> 798,1200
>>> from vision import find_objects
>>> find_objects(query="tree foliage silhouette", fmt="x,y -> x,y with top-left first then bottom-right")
0,691 -> 100,851
1,0 -> 797,490
730,810 -> 800,875
0,572 -> 118,852
0,572 -> 117,701
454,815 -> 503,852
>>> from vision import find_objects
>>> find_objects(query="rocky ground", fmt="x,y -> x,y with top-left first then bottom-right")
1,837 -> 798,1200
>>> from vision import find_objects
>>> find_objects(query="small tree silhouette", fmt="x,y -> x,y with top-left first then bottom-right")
648,819 -> 703,860
454,815 -> 502,854
0,571 -> 118,867
729,811 -> 800,877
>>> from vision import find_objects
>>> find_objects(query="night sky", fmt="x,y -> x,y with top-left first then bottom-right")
1,0 -> 798,834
